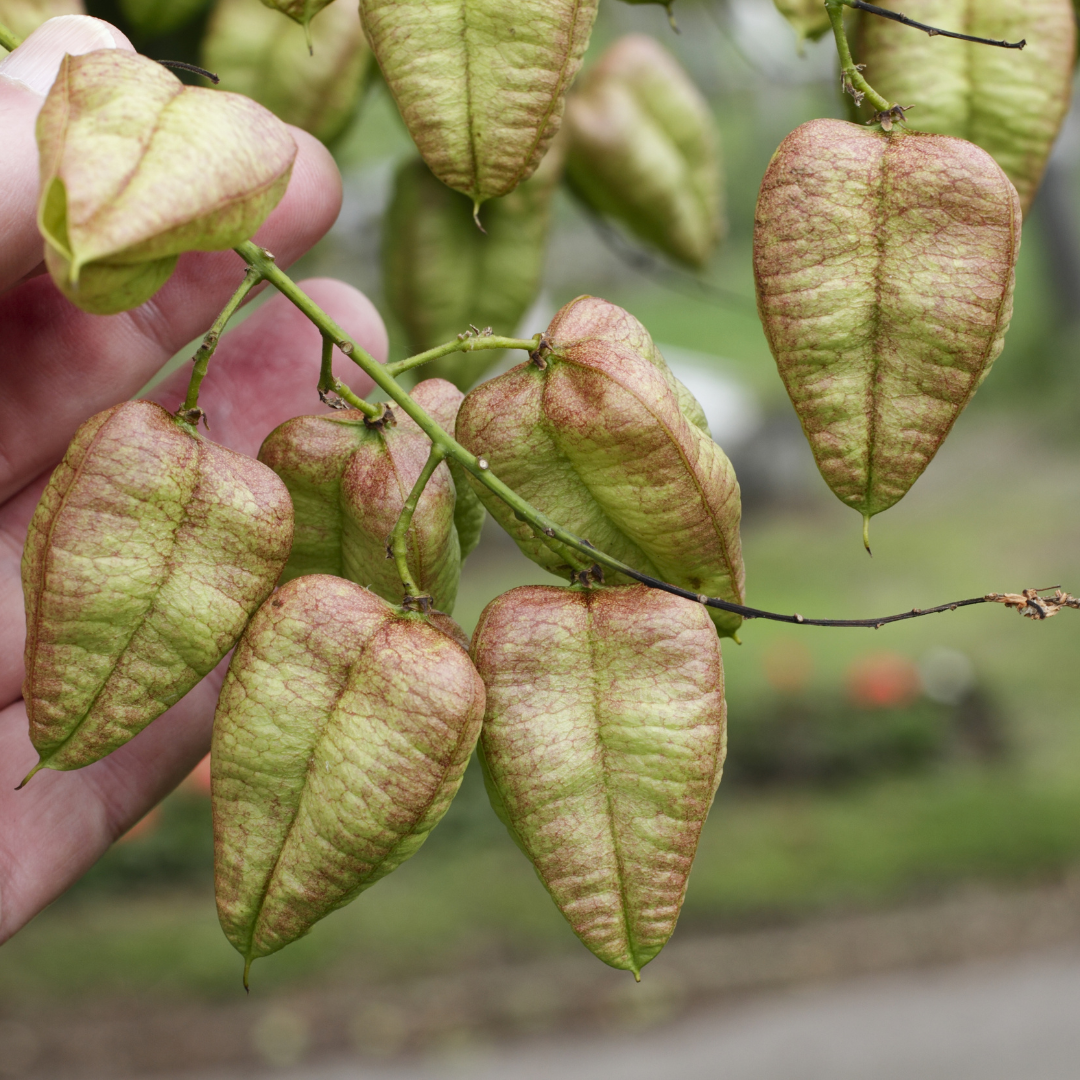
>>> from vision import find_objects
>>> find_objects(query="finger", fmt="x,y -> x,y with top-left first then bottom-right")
0,658 -> 226,945
0,17 -> 135,293
0,126 -> 343,505
148,278 -> 388,459
0,476 -> 45,710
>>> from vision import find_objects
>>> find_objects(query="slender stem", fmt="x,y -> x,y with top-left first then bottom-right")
385,334 -> 539,379
0,20 -> 21,52
845,1 -> 1026,49
318,334 -> 334,392
390,444 -> 446,602
315,331 -> 381,417
235,242 -> 1070,632
826,0 -> 891,113
181,267 -> 263,415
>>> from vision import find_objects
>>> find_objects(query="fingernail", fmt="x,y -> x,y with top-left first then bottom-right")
0,15 -> 134,97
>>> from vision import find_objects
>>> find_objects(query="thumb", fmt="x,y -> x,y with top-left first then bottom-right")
0,16 -> 134,294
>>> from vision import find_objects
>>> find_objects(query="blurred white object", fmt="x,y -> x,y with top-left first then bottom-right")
661,344 -> 763,447
919,648 -> 977,706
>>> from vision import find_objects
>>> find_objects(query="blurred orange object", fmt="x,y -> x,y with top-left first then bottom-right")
762,638 -> 814,694
846,652 -> 921,708
117,805 -> 162,844
181,753 -> 212,796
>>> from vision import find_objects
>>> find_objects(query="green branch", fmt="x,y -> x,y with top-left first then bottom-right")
390,444 -> 446,606
0,20 -> 21,52
385,333 -> 540,379
178,266 -> 263,424
234,241 -> 1071,632
827,0 -> 892,114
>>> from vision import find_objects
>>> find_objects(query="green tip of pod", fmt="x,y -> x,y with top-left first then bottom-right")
472,200 -> 486,233
243,957 -> 253,992
15,760 -> 44,790
862,513 -> 873,557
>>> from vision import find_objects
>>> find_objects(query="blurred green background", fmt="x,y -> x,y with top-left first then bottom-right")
6,0 -> 1080,1055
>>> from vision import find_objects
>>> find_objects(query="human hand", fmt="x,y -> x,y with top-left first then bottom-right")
0,16 -> 387,942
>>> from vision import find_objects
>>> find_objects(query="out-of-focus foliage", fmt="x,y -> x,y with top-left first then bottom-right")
0,0 -> 83,48
204,0 -> 371,144
383,149 -> 562,390
119,0 -> 212,38
564,34 -> 724,268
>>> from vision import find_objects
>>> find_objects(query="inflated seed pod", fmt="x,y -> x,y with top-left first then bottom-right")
361,0 -> 597,208
383,149 -> 561,391
773,0 -> 832,43
21,401 -> 293,777
36,51 -> 295,314
754,120 -> 1021,537
0,0 -> 83,48
472,584 -> 726,976
204,0 -> 371,145
213,575 -> 484,982
564,34 -> 724,268
455,296 -> 745,638
258,0 -> 332,31
258,379 -> 476,607
853,0 -> 1074,213
120,0 -> 212,37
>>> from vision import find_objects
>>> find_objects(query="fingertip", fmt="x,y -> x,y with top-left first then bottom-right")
0,16 -> 134,97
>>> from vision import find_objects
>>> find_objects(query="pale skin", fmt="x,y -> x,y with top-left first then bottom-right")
0,16 -> 388,943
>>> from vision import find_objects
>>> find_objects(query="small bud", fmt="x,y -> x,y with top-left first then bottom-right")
36,50 -> 296,314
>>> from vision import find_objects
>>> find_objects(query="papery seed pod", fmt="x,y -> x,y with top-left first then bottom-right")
361,0 -> 597,209
853,0 -> 1075,213
120,0 -> 213,38
0,0 -> 83,48
213,575 -> 484,981
36,50 -> 296,315
456,296 -> 745,638
204,0 -> 371,145
772,0 -> 832,43
754,120 -> 1020,535
21,401 -> 293,776
563,34 -> 724,269
383,149 -> 561,391
258,379 -> 472,607
472,584 -> 726,976
258,0 -> 333,31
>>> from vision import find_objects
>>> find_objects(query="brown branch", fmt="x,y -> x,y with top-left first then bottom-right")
848,1 -> 1026,50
